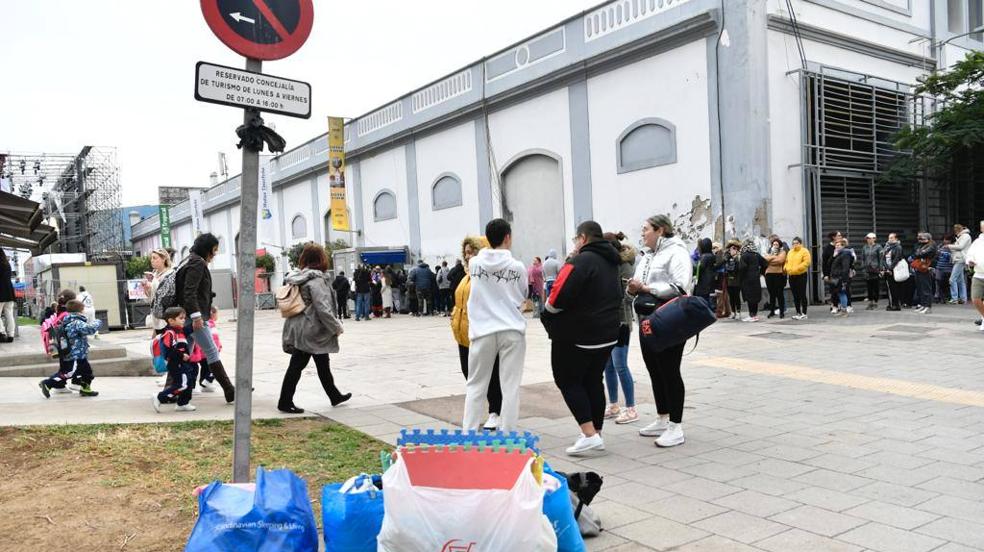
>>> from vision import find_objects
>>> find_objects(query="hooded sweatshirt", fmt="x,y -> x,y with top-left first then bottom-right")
467,248 -> 528,340
542,240 -> 622,346
541,250 -> 562,282
949,228 -> 972,264
633,236 -> 693,297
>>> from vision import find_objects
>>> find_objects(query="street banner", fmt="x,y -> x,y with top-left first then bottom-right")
259,161 -> 273,222
190,190 -> 205,236
328,116 -> 350,231
159,205 -> 172,249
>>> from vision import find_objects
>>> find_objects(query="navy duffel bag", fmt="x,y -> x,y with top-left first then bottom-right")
639,295 -> 716,353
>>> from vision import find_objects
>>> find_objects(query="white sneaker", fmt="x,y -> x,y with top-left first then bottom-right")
978,323 -> 984,332
199,380 -> 216,393
830,306 -> 838,314
565,433 -> 605,456
482,413 -> 500,430
741,316 -> 760,322
152,395 -> 162,413
175,404 -> 197,412
846,306 -> 854,313
655,422 -> 685,448
800,314 -> 808,320
639,416 -> 669,437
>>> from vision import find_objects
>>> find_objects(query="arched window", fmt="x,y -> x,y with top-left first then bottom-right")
617,118 -> 677,174
291,214 -> 307,239
373,190 -> 397,221
432,174 -> 463,210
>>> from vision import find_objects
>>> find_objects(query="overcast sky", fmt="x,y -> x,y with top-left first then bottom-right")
0,0 -> 602,206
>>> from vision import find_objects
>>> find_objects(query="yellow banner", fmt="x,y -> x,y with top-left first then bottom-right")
328,116 -> 350,231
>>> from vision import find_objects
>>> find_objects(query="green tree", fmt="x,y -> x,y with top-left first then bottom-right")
285,242 -> 309,269
126,255 -> 151,279
883,51 -> 984,183
255,252 -> 275,272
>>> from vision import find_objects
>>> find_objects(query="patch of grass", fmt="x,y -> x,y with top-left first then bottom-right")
16,316 -> 38,326
2,418 -> 387,516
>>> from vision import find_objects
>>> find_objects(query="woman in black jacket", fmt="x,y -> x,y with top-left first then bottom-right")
881,233 -> 905,311
693,238 -> 723,301
178,233 -> 235,403
737,239 -> 765,322
541,221 -> 622,457
828,239 -> 855,316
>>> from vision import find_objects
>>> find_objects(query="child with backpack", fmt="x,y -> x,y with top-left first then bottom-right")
39,299 -> 102,398
153,307 -> 198,412
41,289 -> 75,358
193,306 -> 222,392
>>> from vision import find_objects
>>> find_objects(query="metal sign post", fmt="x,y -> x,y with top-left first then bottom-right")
232,59 -> 261,483
199,0 -> 314,484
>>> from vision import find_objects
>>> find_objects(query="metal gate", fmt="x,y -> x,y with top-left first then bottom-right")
802,68 -> 930,301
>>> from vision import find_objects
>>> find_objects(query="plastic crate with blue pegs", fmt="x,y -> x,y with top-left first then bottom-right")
396,428 -> 541,453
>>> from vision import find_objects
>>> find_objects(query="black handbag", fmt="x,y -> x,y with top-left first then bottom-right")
633,292 -> 661,316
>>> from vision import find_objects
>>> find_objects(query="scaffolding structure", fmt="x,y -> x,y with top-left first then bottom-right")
0,147 -> 123,257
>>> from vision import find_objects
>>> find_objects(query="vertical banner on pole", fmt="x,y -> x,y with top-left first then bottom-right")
159,205 -> 172,249
189,190 -> 205,236
328,117 -> 350,231
259,161 -> 273,223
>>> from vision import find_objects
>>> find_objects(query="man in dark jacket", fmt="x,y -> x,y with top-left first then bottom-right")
332,271 -> 351,318
352,266 -> 372,321
694,238 -> 724,300
177,233 -> 234,403
881,233 -> 905,311
912,232 -> 938,314
409,260 -> 434,315
541,220 -> 621,457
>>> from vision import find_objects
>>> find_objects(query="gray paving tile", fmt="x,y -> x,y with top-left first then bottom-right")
851,481 -> 938,507
916,494 -> 984,524
677,461 -> 756,483
640,495 -> 729,524
661,477 -> 742,501
674,535 -> 762,551
712,489 -> 799,518
785,486 -> 870,512
692,510 -> 787,544
600,481 -> 675,508
588,501 -> 652,530
618,466 -> 694,488
862,450 -> 936,470
931,543 -> 984,552
856,464 -> 936,486
730,473 -> 809,497
583,530 -> 633,551
769,504 -> 868,537
802,453 -> 877,474
609,515 -> 709,550
577,453 -> 650,476
842,500 -> 939,530
915,476 -> 984,501
915,516 -> 984,549
792,468 -> 873,492
747,457 -> 817,479
756,528 -> 863,552
838,522 -> 945,552
754,443 -> 823,462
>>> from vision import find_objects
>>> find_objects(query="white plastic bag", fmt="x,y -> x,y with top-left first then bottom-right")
377,453 -> 557,552
893,259 -> 910,282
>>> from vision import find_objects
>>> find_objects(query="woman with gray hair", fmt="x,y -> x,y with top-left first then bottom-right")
626,214 -> 693,448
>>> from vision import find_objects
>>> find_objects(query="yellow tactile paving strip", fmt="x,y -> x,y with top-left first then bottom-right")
696,356 -> 984,408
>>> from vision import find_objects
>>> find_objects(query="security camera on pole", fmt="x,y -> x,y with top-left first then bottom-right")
198,0 -> 314,483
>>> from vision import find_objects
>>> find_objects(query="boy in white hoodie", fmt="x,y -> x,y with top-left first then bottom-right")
463,218 -> 528,432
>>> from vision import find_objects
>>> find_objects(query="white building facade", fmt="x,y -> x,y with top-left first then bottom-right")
132,0 -> 981,285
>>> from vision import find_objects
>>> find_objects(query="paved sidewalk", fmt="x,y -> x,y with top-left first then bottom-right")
2,304 -> 983,550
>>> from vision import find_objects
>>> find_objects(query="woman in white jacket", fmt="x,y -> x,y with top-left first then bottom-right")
626,215 -> 693,448
964,221 -> 984,328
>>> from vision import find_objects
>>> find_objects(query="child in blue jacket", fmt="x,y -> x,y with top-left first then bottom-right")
39,299 -> 102,397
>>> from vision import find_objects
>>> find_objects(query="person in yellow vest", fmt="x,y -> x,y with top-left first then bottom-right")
450,236 -> 502,431
784,237 -> 813,320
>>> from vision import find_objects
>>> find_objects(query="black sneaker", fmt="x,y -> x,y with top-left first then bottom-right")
79,386 -> 99,397
975,319 -> 982,326
39,380 -> 51,399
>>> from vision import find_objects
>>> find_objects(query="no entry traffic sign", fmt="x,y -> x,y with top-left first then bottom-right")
201,0 -> 314,60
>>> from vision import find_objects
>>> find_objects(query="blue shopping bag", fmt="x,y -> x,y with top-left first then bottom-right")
185,467 -> 318,552
322,474 -> 385,552
543,466 -> 586,552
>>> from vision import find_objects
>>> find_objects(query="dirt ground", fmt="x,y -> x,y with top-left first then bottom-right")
0,418 -> 384,551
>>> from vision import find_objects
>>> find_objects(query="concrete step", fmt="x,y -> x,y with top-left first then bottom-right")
0,355 -> 154,377
0,346 -> 127,368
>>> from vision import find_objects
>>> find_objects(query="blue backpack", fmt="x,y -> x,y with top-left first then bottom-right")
639,295 -> 716,353
151,330 -> 175,374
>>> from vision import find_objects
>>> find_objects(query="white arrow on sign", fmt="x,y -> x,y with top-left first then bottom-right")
230,12 -> 255,24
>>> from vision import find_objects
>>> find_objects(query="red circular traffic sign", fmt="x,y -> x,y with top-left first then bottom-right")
201,0 -> 313,61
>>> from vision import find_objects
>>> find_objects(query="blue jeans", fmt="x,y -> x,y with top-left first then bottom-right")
950,262 -> 967,302
604,343 -> 634,407
355,292 -> 371,320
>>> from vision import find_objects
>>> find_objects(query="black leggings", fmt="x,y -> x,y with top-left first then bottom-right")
641,339 -> 686,423
885,274 -> 901,308
789,274 -> 808,314
551,341 -> 613,432
458,345 -> 502,415
765,273 -> 787,314
727,285 -> 742,313
866,278 -> 880,302
279,351 -> 343,408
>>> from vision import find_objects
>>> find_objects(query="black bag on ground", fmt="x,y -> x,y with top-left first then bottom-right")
556,471 -> 604,537
639,295 -> 716,353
